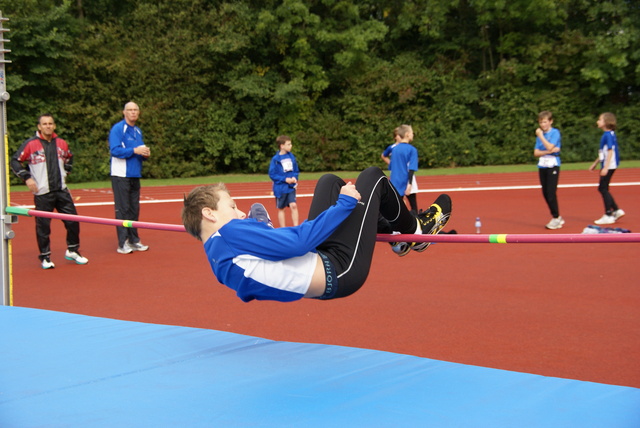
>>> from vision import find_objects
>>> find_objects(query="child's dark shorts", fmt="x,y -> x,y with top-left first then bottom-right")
276,191 -> 297,209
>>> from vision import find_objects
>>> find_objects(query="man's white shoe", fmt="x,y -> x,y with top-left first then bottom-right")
129,241 -> 149,251
117,242 -> 134,254
594,214 -> 615,225
65,250 -> 89,265
41,257 -> 55,269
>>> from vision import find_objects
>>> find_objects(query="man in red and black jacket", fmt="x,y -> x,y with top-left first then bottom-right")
11,114 -> 89,269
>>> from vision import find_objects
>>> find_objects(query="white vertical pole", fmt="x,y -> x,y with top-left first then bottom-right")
0,11 -> 14,306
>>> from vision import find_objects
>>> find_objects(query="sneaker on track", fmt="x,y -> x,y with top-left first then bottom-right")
117,242 -> 134,254
545,216 -> 565,230
65,250 -> 89,265
129,241 -> 149,251
41,257 -> 55,269
594,214 -> 615,225
613,209 -> 626,221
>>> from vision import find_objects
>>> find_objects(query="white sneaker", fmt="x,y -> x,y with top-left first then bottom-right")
117,242 -> 133,254
41,257 -> 55,269
594,214 -> 615,225
65,250 -> 89,265
545,216 -> 564,230
129,241 -> 149,252
613,209 -> 626,221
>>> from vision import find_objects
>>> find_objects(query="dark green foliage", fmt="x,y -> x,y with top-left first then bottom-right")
1,0 -> 638,184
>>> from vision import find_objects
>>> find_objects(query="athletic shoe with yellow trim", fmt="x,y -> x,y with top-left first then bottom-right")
390,194 -> 452,256
412,194 -> 452,252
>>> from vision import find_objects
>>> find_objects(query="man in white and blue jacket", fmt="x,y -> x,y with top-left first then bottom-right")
109,101 -> 151,254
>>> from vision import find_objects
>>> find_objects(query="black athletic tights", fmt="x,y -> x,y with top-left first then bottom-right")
308,167 -> 418,299
539,167 -> 560,218
598,169 -> 619,215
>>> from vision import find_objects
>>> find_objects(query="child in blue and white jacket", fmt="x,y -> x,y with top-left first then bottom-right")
589,112 -> 625,225
182,167 -> 451,303
268,135 -> 299,227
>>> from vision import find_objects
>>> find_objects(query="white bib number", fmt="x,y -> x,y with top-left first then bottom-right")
538,155 -> 558,168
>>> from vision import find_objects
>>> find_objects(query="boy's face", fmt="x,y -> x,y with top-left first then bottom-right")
208,191 -> 246,227
596,115 -> 606,130
406,129 -> 414,142
280,140 -> 292,153
399,128 -> 414,142
538,118 -> 553,132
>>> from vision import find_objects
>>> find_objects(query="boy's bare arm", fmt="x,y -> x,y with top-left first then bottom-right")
535,128 -> 558,152
340,182 -> 361,201
600,149 -> 612,176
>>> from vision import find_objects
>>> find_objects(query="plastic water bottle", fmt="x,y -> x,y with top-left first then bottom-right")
475,217 -> 482,234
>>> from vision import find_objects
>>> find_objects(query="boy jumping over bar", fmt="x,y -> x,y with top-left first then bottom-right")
182,167 -> 451,302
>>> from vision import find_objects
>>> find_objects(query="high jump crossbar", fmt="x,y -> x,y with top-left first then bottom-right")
6,206 -> 640,244
6,206 -> 186,232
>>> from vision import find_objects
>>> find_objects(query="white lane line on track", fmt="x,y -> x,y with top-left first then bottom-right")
12,181 -> 640,208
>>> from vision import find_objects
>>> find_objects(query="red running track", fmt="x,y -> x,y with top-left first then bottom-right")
8,169 -> 640,387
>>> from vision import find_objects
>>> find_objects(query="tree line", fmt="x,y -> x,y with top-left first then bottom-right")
2,0 -> 639,183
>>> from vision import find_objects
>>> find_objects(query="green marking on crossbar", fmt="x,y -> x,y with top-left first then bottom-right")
5,206 -> 31,217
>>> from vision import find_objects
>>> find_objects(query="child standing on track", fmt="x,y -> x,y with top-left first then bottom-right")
268,135 -> 299,227
589,112 -> 625,225
388,125 -> 420,214
534,111 -> 563,230
182,167 -> 452,303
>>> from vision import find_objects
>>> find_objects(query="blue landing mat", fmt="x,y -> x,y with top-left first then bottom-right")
1,306 -> 639,427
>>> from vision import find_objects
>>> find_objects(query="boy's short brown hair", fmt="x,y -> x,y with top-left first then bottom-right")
600,112 -> 617,130
538,111 -> 553,121
397,124 -> 413,139
276,135 -> 291,148
182,183 -> 228,241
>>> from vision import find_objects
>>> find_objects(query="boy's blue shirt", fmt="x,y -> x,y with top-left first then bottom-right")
269,151 -> 299,197
535,127 -> 561,168
382,143 -> 397,171
203,194 -> 358,302
389,143 -> 418,196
